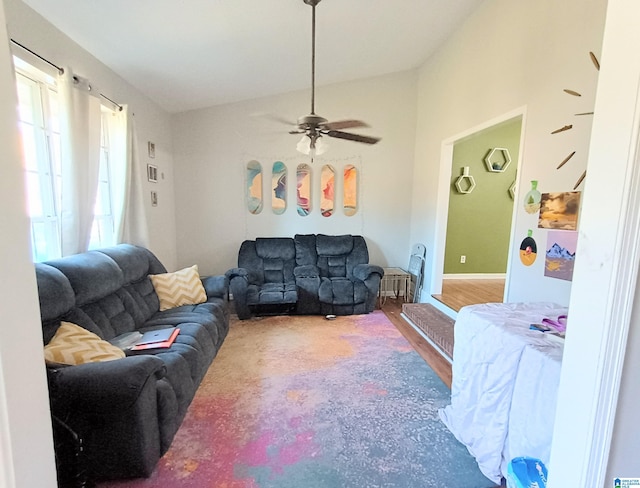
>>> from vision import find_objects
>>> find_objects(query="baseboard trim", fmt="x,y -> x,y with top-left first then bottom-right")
442,273 -> 506,280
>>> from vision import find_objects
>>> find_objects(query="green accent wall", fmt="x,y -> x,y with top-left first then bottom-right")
444,117 -> 522,274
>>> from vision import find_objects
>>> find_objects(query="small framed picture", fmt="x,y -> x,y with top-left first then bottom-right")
148,141 -> 155,159
151,191 -> 158,207
147,164 -> 158,183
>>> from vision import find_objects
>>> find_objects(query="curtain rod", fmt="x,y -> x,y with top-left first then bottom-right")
10,38 -> 123,112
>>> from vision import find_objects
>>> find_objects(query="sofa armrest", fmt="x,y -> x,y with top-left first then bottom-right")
48,355 -> 168,479
294,265 -> 320,278
225,268 -> 251,319
353,264 -> 384,282
353,264 -> 384,313
225,267 -> 248,281
48,355 -> 166,414
201,274 -> 229,299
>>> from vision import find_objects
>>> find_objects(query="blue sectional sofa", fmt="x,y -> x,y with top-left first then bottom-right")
227,234 -> 383,319
35,244 -> 229,482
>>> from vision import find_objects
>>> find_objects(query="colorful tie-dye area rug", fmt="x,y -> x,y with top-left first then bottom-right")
100,311 -> 492,488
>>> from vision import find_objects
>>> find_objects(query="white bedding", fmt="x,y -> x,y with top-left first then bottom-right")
438,302 -> 566,483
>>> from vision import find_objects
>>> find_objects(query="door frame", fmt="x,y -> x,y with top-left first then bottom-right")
429,106 -> 527,299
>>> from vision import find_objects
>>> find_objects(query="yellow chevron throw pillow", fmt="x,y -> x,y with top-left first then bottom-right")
44,322 -> 125,365
149,264 -> 207,311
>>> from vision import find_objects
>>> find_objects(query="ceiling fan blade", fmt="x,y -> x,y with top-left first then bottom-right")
323,119 -> 369,130
326,130 -> 380,145
251,112 -> 297,127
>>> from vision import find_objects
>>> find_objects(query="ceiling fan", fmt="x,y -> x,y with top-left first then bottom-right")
286,0 -> 381,159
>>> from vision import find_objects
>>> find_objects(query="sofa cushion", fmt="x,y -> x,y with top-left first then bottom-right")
149,265 -> 207,311
144,302 -> 228,349
257,282 -> 297,304
80,288 -> 140,340
323,255 -> 348,278
316,234 -> 354,256
255,237 -> 296,260
318,278 -> 368,306
45,251 -> 124,307
294,234 -> 317,266
35,263 -> 75,321
44,321 -> 125,365
263,258 -> 287,284
124,280 -> 160,323
99,245 -> 164,323
98,244 -> 166,284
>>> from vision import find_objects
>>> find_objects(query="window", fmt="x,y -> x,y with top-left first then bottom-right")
14,58 -> 118,261
15,61 -> 62,261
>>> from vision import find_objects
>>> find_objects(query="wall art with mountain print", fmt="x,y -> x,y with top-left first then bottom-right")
545,230 -> 578,281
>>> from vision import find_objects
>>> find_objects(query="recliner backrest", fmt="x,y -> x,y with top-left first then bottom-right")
238,238 -> 296,285
295,234 -> 369,279
98,244 -> 165,323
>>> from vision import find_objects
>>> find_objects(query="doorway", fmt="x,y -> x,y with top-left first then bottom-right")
429,107 -> 527,310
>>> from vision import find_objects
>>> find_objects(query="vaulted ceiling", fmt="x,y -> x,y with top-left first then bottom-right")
21,0 -> 484,113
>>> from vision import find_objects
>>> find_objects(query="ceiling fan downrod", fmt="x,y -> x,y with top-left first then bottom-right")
304,0 -> 321,115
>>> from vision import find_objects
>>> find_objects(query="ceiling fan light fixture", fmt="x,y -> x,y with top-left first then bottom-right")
296,135 -> 311,155
296,133 -> 328,159
314,135 -> 329,157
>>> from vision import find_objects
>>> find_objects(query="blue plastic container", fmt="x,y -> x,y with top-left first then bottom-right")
507,457 -> 548,488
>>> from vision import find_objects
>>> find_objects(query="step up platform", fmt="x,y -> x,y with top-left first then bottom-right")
401,303 -> 454,362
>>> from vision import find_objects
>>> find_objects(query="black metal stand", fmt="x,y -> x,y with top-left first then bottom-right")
51,415 -> 95,488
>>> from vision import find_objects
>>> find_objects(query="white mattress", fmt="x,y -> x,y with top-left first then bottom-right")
438,302 -> 566,483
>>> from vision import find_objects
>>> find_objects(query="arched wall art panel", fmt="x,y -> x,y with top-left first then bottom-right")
320,164 -> 335,217
296,163 -> 312,216
272,161 -> 287,215
246,160 -> 263,214
343,164 -> 358,216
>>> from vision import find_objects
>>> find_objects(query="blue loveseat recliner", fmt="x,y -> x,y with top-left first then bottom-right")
35,244 -> 230,482
227,234 -> 383,319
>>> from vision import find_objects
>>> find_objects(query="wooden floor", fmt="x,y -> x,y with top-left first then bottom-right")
432,278 -> 505,312
380,298 -> 453,388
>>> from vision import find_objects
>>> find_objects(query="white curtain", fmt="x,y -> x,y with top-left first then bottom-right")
57,68 -> 102,256
108,106 -> 149,247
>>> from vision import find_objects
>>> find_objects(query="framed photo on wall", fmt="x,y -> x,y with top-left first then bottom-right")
147,164 -> 158,183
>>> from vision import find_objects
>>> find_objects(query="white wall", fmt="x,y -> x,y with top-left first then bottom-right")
4,0 -> 179,269
0,0 -> 57,485
171,71 -> 417,276
411,0 -> 607,305
549,0 -> 640,483
606,280 -> 640,478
